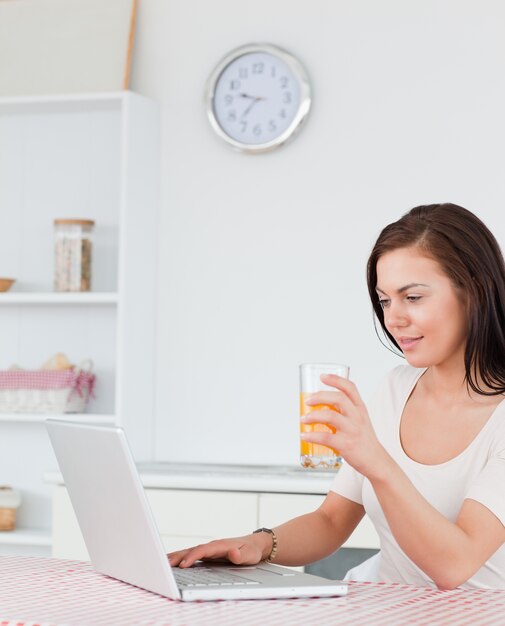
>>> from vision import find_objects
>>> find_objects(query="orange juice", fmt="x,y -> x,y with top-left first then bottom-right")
300,392 -> 342,470
299,363 -> 349,471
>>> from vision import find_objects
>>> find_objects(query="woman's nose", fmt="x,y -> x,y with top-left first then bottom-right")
384,302 -> 408,328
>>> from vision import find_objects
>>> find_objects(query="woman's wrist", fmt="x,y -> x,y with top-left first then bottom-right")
252,528 -> 276,561
367,446 -> 398,486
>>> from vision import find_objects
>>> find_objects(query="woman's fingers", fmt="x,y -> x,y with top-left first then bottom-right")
316,374 -> 366,408
305,391 -> 349,411
305,391 -> 359,422
301,429 -> 343,450
167,549 -> 191,566
305,391 -> 341,409
301,410 -> 349,444
168,538 -> 262,568
225,543 -> 262,565
302,408 -> 347,428
168,541 -> 228,568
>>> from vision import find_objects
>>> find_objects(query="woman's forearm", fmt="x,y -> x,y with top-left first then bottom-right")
271,497 -> 364,567
369,453 -> 490,589
169,493 -> 364,569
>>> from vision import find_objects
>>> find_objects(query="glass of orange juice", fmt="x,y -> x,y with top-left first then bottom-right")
300,363 -> 350,470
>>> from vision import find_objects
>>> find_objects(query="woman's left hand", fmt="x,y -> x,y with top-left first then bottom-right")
302,374 -> 387,478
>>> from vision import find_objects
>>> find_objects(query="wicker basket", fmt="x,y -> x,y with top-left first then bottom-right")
0,362 -> 95,413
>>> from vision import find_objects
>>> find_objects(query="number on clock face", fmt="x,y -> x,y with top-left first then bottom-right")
213,52 -> 301,145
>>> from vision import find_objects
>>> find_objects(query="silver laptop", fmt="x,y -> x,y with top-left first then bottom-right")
46,420 -> 347,601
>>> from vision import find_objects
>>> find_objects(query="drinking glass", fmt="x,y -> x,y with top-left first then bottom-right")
299,363 -> 350,470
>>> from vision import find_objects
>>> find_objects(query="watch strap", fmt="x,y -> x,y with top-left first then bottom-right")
253,527 -> 278,563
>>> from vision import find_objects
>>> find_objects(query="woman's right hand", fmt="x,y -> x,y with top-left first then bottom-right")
168,533 -> 271,568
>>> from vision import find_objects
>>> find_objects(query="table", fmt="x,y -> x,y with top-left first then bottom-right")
1,556 -> 504,626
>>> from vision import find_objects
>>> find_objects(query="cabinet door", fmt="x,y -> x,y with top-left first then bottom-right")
146,489 -> 258,551
258,493 -> 379,549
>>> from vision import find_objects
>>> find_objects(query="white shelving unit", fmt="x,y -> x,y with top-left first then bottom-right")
0,528 -> 51,546
0,527 -> 52,558
0,292 -> 119,305
0,414 -> 115,424
0,91 -> 160,555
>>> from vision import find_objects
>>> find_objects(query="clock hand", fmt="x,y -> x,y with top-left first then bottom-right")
242,100 -> 258,117
241,96 -> 267,118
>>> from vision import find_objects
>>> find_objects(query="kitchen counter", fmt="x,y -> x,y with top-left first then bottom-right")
45,462 -> 337,495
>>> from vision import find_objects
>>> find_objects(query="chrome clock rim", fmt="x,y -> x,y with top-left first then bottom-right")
205,43 -> 312,154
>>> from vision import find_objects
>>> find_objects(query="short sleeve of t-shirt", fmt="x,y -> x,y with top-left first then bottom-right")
329,460 -> 364,505
466,440 -> 505,527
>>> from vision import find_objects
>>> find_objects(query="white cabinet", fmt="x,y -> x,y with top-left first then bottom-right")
52,486 -> 260,561
0,92 -> 160,553
52,485 -> 380,562
147,489 -> 258,548
258,493 -> 379,549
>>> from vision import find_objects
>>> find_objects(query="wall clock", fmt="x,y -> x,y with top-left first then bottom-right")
205,43 -> 312,153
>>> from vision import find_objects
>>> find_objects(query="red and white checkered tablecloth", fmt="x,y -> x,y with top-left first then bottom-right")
0,556 -> 504,626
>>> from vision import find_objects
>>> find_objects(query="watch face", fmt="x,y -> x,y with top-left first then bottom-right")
207,45 -> 311,152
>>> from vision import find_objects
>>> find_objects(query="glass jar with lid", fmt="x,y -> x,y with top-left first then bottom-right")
54,219 -> 95,292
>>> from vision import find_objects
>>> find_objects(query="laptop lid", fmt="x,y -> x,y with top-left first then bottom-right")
46,420 -> 181,600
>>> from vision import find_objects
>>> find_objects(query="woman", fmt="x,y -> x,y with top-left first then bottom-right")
169,203 -> 505,590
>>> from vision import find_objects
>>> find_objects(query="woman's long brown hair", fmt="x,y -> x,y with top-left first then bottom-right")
367,203 -> 505,395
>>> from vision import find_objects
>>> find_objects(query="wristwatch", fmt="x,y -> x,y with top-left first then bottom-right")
253,527 -> 278,563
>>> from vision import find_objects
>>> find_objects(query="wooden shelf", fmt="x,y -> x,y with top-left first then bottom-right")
0,413 -> 116,424
0,292 -> 118,305
0,528 -> 51,546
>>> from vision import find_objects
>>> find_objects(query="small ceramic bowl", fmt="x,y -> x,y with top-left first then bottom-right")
0,278 -> 15,292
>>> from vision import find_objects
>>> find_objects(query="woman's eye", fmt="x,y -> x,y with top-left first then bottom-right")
406,295 -> 421,303
379,299 -> 390,309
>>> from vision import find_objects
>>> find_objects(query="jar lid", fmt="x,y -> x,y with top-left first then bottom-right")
0,486 -> 21,508
54,218 -> 95,226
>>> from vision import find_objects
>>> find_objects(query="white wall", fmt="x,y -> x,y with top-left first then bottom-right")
130,0 -> 505,465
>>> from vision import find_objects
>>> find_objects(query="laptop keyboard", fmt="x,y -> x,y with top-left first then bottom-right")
173,567 -> 260,587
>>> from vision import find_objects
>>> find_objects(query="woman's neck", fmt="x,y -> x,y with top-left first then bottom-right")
421,362 -> 501,405
422,365 -> 468,402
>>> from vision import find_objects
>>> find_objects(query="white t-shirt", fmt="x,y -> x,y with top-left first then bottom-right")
330,364 -> 505,589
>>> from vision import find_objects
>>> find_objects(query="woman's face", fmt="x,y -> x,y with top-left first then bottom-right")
376,247 -> 468,370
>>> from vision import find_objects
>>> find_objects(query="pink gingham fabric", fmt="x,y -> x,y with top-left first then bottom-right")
0,556 -> 504,626
0,370 -> 95,395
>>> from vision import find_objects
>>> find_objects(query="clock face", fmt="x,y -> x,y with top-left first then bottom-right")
207,45 -> 311,152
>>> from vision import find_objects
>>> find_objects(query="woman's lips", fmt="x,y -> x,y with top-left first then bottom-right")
398,336 -> 423,350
